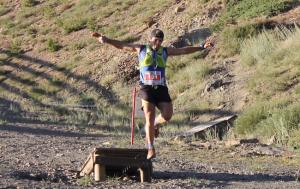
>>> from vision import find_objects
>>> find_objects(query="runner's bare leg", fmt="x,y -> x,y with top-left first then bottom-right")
142,100 -> 156,159
154,102 -> 173,137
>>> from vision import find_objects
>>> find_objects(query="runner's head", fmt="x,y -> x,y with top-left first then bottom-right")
149,29 -> 164,50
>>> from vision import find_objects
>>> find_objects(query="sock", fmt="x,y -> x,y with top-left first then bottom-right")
147,143 -> 154,149
154,119 -> 158,129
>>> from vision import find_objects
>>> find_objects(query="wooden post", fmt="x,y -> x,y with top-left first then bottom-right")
139,167 -> 151,183
94,164 -> 106,181
94,164 -> 100,181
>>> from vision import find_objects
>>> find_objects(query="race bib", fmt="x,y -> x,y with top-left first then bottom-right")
144,71 -> 162,85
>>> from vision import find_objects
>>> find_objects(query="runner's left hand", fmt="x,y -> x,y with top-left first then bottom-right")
200,36 -> 215,49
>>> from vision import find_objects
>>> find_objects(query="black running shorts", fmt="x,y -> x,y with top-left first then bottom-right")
139,85 -> 172,106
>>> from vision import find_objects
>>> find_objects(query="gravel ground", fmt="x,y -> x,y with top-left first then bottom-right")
1,123 -> 300,189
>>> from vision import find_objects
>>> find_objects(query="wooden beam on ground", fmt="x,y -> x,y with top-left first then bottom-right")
180,115 -> 237,139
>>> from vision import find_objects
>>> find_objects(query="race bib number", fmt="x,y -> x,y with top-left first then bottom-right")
144,71 -> 162,85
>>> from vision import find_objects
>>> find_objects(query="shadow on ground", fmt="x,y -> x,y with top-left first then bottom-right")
154,170 -> 297,182
0,123 -> 107,138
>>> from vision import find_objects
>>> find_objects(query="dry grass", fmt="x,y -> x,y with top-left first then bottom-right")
235,26 -> 300,147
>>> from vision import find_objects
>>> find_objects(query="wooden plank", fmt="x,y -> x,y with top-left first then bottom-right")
79,151 -> 95,176
95,154 -> 147,160
95,156 -> 151,167
139,167 -> 151,183
94,148 -> 148,159
182,115 -> 237,137
94,148 -> 147,154
80,148 -> 153,182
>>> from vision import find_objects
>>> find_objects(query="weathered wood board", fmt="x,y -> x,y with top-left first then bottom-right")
181,115 -> 237,139
79,148 -> 152,183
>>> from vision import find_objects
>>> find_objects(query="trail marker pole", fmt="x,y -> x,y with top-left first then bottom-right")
131,87 -> 136,145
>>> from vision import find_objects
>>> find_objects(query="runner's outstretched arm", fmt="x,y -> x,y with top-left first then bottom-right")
167,40 -> 213,56
92,32 -> 141,52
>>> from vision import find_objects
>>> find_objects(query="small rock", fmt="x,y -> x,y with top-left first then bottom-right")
123,176 -> 130,181
217,104 -> 226,109
175,6 -> 185,13
266,135 -> 275,145
205,79 -> 223,92
173,135 -> 185,141
225,139 -> 240,147
102,141 -> 111,145
56,153 -> 64,157
144,17 -> 156,28
230,152 -> 236,156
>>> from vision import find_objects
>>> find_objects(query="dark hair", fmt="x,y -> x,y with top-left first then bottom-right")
150,29 -> 164,39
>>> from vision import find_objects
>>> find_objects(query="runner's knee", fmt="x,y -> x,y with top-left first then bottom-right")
162,111 -> 172,121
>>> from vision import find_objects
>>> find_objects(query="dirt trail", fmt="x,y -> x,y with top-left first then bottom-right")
1,123 -> 300,188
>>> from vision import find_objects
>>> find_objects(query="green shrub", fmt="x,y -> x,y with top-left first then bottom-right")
9,40 -> 23,54
30,87 -> 46,100
31,87 -> 46,95
71,42 -> 87,50
79,94 -> 95,106
240,26 -> 300,98
86,18 -> 101,32
42,5 -> 56,18
257,104 -> 300,145
57,18 -> 87,34
166,58 -> 187,79
240,30 -> 277,66
241,26 -> 299,66
49,78 -> 64,87
22,0 -> 39,7
100,24 -> 124,38
234,103 -> 270,135
226,0 -> 296,20
219,23 -> 262,56
213,0 -> 297,31
0,5 -> 10,16
169,59 -> 212,97
47,38 -> 61,52
288,129 -> 300,150
295,85 -> 300,95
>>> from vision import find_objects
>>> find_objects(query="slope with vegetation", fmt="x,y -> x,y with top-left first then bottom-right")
0,0 -> 300,147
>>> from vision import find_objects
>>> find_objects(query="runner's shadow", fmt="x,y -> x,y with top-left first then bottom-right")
153,171 -> 296,182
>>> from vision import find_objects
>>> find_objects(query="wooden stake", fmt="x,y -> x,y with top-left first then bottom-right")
94,164 -> 106,181
139,167 -> 151,183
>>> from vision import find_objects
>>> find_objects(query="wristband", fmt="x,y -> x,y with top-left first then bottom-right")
199,43 -> 205,50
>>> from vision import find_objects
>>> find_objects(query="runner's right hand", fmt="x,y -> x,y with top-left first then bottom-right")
92,32 -> 107,43
203,36 -> 215,49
